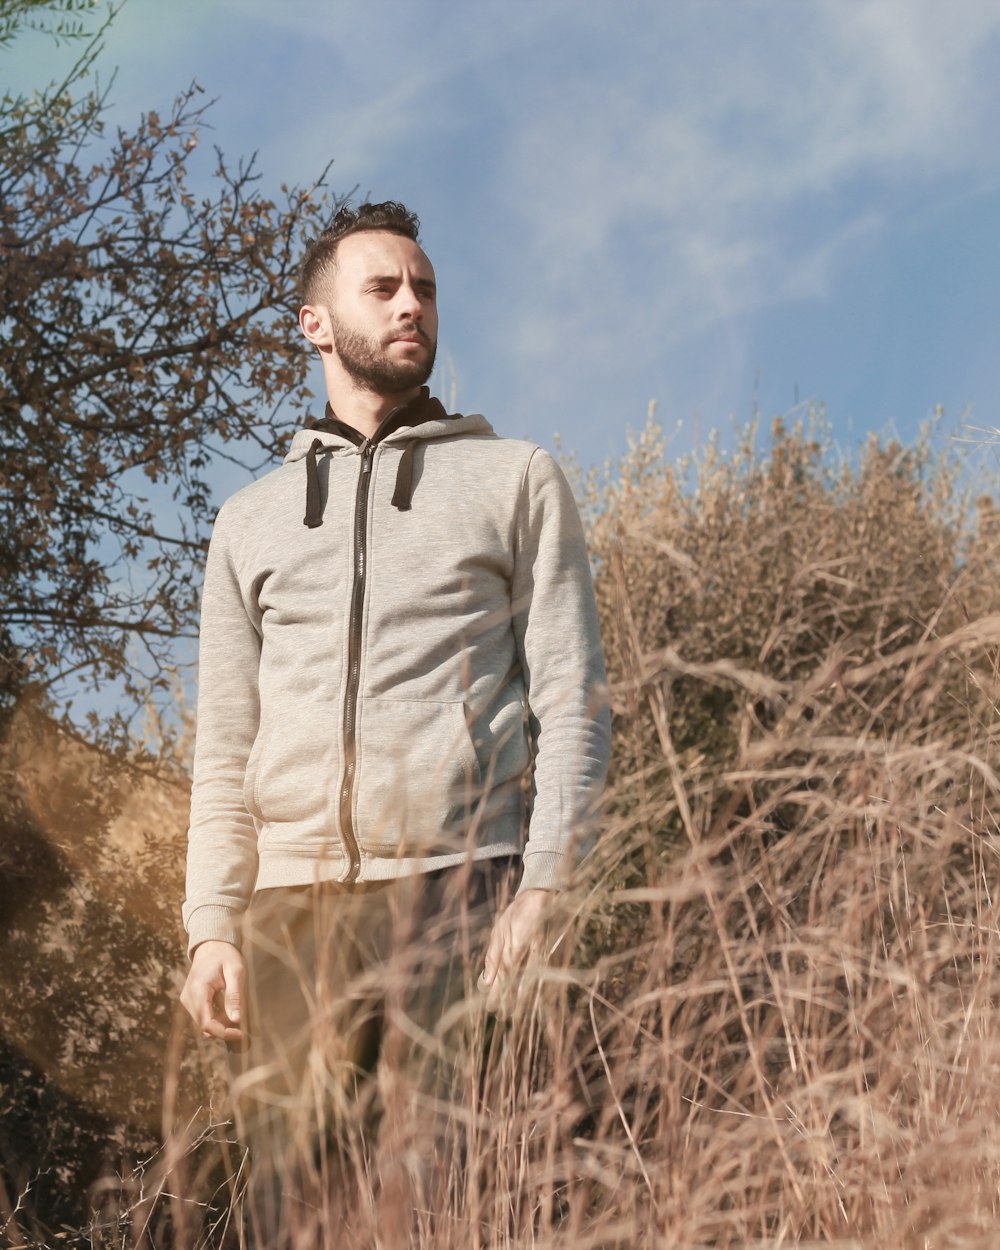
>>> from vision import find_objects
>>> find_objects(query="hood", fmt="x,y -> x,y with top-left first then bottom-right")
283,388 -> 495,527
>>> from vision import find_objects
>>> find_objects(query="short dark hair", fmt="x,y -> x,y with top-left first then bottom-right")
300,200 -> 421,304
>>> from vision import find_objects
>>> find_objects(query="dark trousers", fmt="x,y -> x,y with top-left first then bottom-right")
228,856 -> 518,1250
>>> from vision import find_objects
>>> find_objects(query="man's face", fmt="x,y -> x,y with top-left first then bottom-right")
322,230 -> 438,395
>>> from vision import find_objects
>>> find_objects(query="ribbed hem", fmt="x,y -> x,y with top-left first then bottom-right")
516,849 -> 570,893
185,904 -> 243,957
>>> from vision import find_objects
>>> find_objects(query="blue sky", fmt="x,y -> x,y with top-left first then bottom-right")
13,0 -> 1000,478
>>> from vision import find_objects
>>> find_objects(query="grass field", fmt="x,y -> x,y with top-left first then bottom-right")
3,412 -> 1000,1248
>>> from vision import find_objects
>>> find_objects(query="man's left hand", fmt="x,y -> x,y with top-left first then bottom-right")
479,887 -> 552,1012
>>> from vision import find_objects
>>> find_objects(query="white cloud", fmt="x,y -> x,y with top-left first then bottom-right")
476,0 -> 1000,414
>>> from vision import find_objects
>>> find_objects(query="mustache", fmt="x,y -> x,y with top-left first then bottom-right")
386,323 -> 431,345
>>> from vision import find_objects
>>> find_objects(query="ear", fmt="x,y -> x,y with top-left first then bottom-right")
299,303 -> 332,349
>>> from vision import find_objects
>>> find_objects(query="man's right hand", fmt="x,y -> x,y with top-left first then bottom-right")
180,940 -> 246,1042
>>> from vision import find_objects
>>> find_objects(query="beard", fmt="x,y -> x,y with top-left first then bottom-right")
330,313 -> 437,394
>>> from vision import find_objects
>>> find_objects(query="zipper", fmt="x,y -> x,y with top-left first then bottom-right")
338,437 -> 375,881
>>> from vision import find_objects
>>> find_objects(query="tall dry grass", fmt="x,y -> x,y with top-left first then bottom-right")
5,411 -> 1000,1248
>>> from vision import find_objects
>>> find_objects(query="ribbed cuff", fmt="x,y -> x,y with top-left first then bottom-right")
516,849 -> 569,894
185,904 -> 243,958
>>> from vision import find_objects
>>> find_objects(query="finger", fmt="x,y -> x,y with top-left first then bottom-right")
485,969 -> 512,1015
512,925 -> 545,969
200,982 -> 243,1041
200,1016 -> 244,1042
498,924 -> 523,976
180,977 -> 214,1029
186,974 -> 242,1039
197,980 -> 224,1032
485,933 -> 516,1014
480,926 -> 506,991
222,960 -> 243,1025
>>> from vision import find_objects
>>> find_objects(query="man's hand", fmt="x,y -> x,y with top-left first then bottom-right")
180,939 -> 246,1042
479,888 -> 552,1012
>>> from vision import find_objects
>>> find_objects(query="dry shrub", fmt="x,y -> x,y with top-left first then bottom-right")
532,410 -> 1000,1247
6,411 -> 1000,1249
0,695 -> 224,1247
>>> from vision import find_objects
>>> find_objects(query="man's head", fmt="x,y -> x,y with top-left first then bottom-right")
299,201 -> 437,399
300,201 -> 421,305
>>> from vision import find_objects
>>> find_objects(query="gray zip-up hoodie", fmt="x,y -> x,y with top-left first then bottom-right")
183,390 -> 611,952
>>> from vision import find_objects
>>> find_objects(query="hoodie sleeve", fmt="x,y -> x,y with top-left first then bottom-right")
181,502 -> 263,954
510,448 -> 611,892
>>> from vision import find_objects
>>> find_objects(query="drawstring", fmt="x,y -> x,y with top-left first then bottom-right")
390,441 -> 417,511
303,438 -> 419,527
303,438 -> 325,528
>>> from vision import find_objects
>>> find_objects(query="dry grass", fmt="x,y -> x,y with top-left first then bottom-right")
5,411 -> 1000,1248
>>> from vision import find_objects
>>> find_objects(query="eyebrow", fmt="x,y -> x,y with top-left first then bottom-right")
367,273 -> 437,294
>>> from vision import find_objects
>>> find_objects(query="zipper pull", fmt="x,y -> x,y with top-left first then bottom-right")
360,439 -> 373,473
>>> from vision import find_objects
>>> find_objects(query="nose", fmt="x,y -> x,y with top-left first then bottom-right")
394,281 -> 422,322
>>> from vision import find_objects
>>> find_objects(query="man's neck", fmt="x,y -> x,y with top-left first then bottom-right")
324,383 -> 423,441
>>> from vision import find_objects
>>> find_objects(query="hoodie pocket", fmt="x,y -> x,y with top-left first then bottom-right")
243,718 -> 331,826
354,697 -> 482,855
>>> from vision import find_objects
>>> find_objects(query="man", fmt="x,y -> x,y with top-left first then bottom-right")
179,201 -> 610,1244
